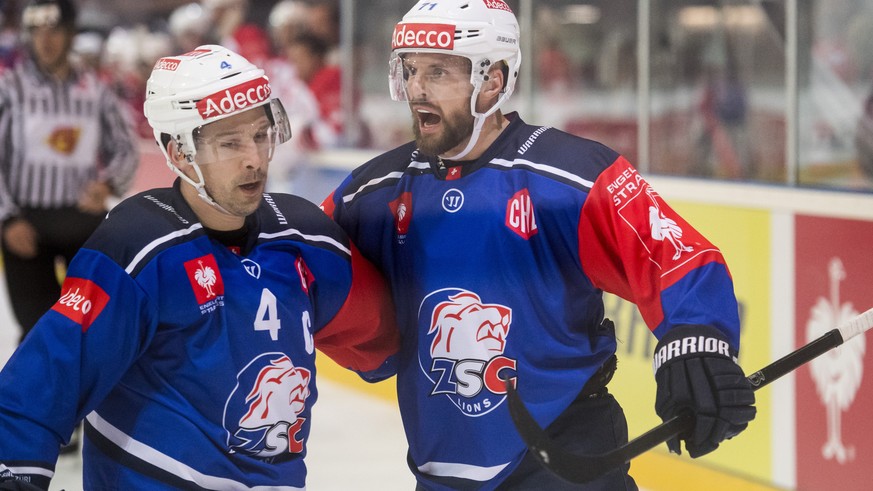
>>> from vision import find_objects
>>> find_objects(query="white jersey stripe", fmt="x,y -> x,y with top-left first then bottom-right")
417,460 -> 510,482
0,463 -> 54,478
259,229 -> 351,256
409,160 -> 430,170
489,157 -> 596,189
343,171 -> 406,203
125,224 -> 203,274
86,412 -> 305,491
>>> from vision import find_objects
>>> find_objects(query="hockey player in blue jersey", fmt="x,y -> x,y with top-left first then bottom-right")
0,45 -> 399,490
321,1 -> 756,489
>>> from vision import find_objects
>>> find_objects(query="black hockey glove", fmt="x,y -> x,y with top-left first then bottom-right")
653,325 -> 756,458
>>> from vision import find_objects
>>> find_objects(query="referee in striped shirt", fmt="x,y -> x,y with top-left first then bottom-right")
0,0 -> 139,343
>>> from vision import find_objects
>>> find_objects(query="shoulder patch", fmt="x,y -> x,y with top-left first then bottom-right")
52,277 -> 110,332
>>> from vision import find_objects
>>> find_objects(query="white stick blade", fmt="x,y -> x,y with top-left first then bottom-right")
836,306 -> 873,342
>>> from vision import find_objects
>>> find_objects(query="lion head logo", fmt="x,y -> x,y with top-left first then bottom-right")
420,289 -> 517,416
225,354 -> 311,458
428,291 -> 512,361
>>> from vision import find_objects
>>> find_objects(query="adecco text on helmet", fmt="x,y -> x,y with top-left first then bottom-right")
196,77 -> 272,119
484,0 -> 513,12
154,58 -> 181,72
392,23 -> 455,50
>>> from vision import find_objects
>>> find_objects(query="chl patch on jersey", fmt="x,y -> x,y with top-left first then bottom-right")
52,277 -> 110,332
419,289 -> 517,417
506,188 -> 538,239
389,192 -> 413,243
224,353 -> 311,457
184,254 -> 225,313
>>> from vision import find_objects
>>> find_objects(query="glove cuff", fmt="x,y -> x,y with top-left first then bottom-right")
653,324 -> 737,375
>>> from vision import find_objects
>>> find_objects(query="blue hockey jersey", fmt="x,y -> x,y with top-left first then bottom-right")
322,113 -> 741,490
0,180 -> 398,490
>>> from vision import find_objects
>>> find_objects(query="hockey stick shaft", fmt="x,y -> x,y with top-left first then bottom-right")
507,306 -> 873,484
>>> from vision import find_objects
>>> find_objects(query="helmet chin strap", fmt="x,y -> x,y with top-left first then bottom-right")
440,113 -> 487,161
440,83 -> 502,161
161,136 -> 237,217
166,159 -> 235,216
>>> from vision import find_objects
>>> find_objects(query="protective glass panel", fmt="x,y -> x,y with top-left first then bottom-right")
648,0 -> 785,182
798,0 -> 873,190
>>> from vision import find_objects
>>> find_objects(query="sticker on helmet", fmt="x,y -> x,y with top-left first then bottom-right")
392,23 -> 456,50
483,0 -> 513,12
195,76 -> 272,119
153,58 -> 180,71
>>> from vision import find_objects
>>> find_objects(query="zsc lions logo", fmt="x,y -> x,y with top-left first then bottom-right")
224,353 -> 311,458
419,288 -> 517,416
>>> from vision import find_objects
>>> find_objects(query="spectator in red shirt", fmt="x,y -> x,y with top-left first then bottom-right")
283,31 -> 356,148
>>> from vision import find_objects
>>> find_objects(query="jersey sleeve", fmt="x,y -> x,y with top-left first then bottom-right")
577,156 -> 741,348
0,248 -> 156,486
311,241 -> 399,381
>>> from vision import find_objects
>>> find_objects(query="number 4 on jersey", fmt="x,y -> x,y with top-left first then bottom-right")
255,288 -> 281,340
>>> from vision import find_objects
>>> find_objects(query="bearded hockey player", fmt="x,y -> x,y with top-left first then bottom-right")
321,1 -> 756,489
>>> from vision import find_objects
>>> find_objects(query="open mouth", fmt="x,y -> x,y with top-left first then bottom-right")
239,181 -> 261,192
416,108 -> 442,130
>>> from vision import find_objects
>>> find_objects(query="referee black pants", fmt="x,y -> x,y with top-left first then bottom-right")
1,207 -> 104,343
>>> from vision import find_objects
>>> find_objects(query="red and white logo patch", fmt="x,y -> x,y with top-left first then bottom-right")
52,278 -> 110,332
180,48 -> 212,58
184,254 -> 224,304
483,0 -> 513,12
389,192 -> 413,237
392,23 -> 456,50
153,57 -> 180,71
295,256 -> 315,294
196,76 -> 272,120
506,189 -> 538,239
446,166 -> 462,180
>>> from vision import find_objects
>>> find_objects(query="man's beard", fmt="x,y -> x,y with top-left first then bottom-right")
413,110 -> 475,156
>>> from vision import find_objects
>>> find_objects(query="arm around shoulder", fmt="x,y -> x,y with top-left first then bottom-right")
313,241 -> 400,381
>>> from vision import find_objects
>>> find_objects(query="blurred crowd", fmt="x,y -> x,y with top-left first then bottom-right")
0,0 -> 361,185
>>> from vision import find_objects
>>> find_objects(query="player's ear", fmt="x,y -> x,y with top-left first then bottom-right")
483,62 -> 506,97
476,62 -> 506,113
167,139 -> 188,169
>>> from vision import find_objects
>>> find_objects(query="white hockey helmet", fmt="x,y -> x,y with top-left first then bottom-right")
388,0 -> 521,117
143,45 -> 291,208
144,44 -> 290,159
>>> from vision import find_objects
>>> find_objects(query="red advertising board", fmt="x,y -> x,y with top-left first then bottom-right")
795,215 -> 873,490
